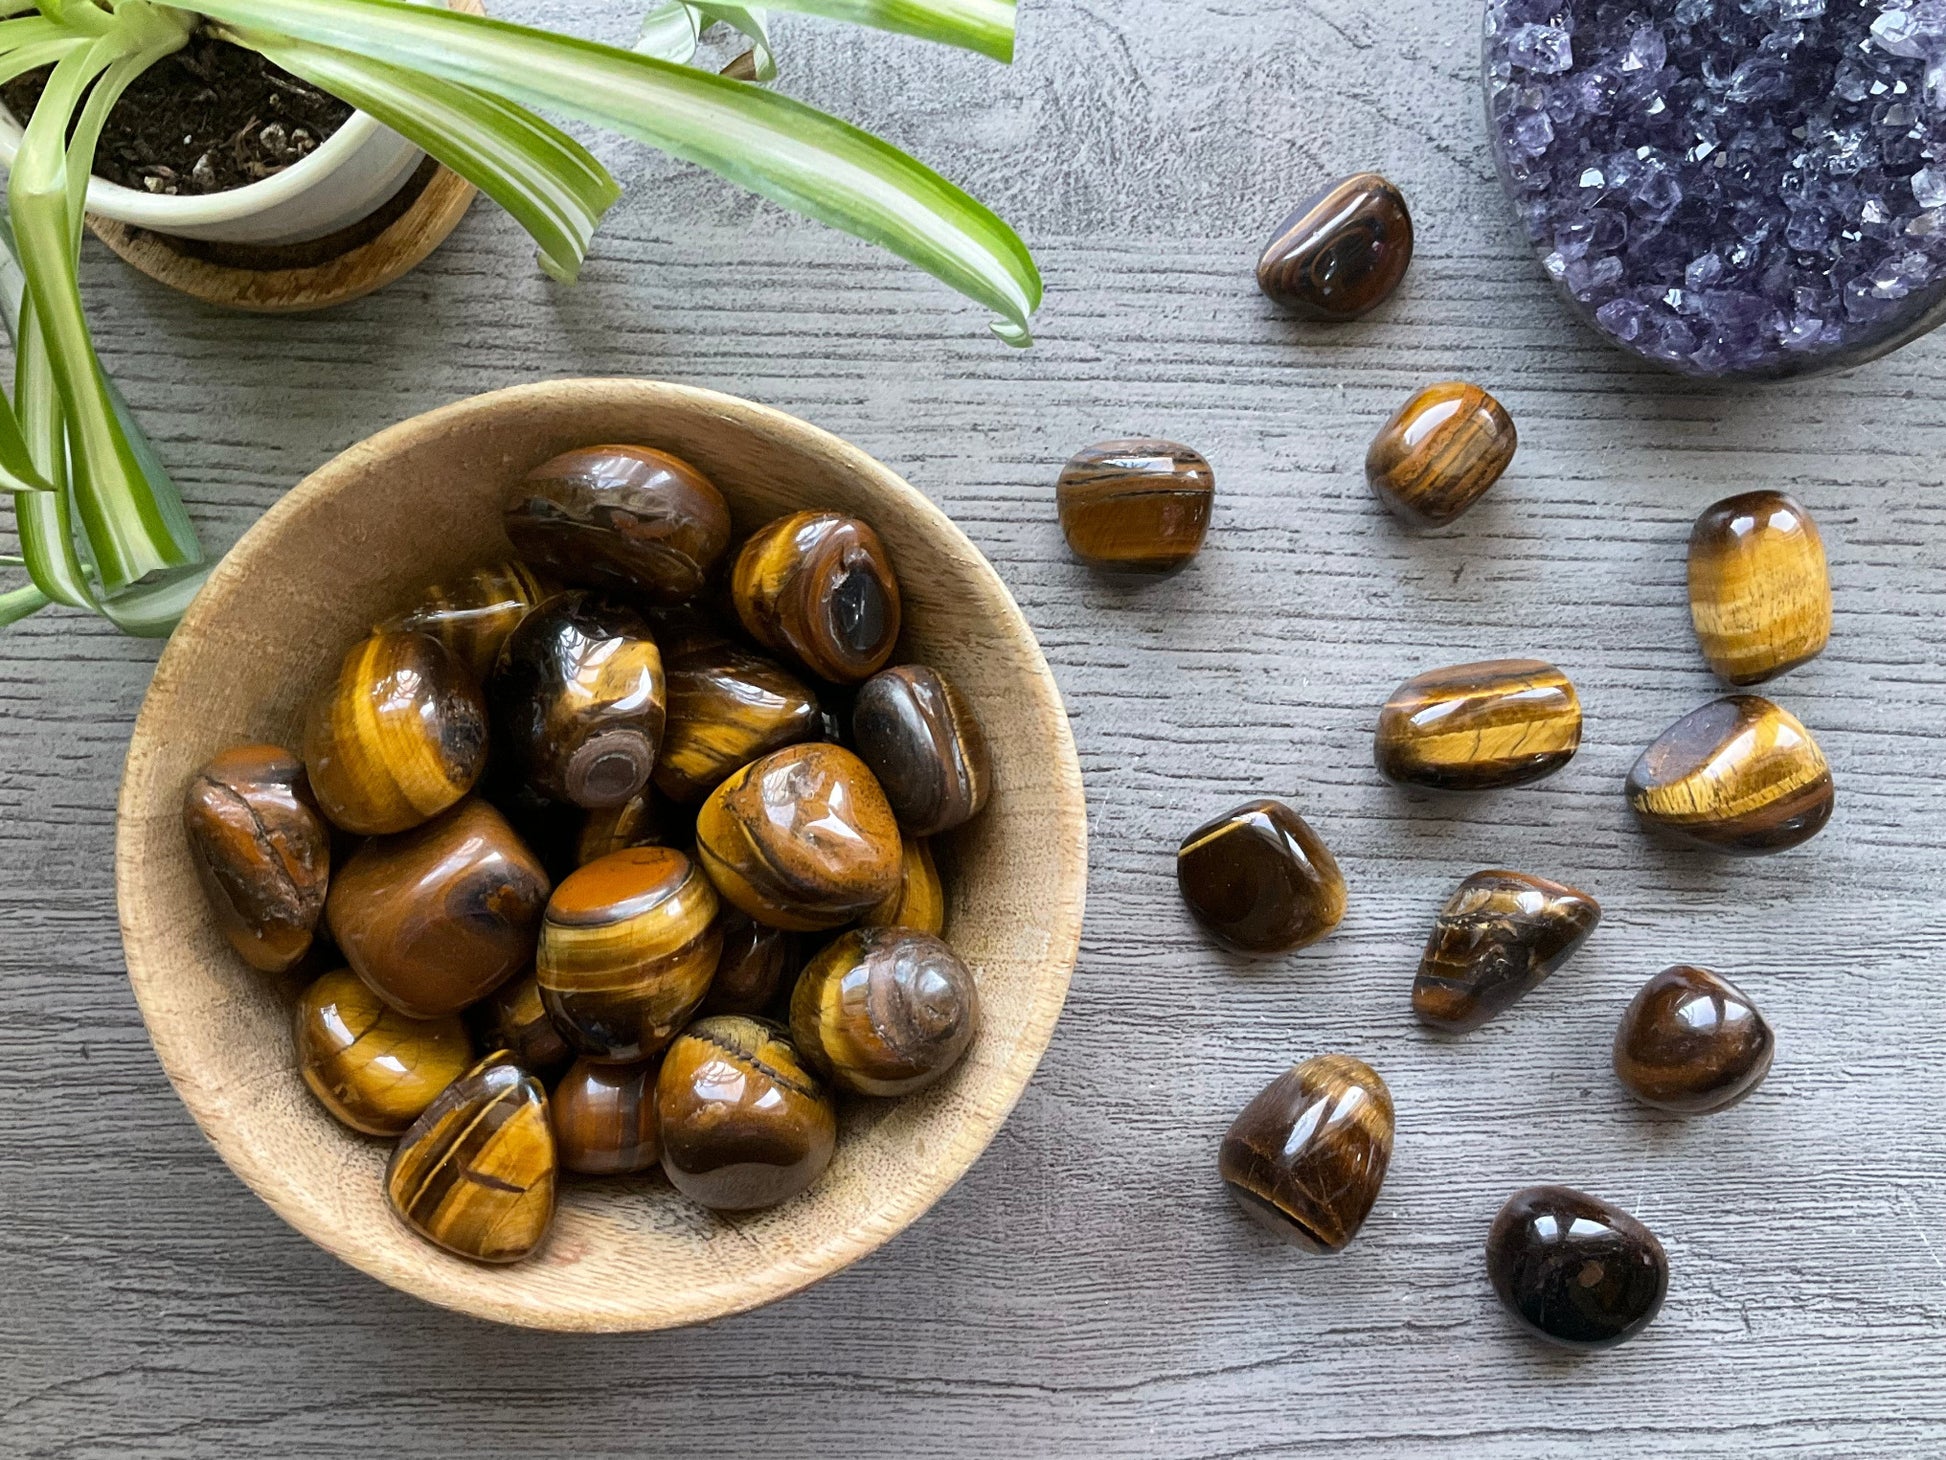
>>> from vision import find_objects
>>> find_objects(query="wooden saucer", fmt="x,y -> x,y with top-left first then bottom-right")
88,156 -> 477,314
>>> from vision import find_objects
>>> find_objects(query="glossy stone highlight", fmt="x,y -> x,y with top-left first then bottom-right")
694,742 -> 903,930
731,512 -> 903,683
657,1016 -> 837,1211
1376,658 -> 1580,790
655,641 -> 822,804
375,560 -> 550,680
294,967 -> 475,1136
1367,382 -> 1517,528
536,846 -> 722,1062
551,1057 -> 661,1175
789,926 -> 980,1097
505,445 -> 732,605
325,798 -> 551,1019
385,1051 -> 556,1264
1614,964 -> 1774,1114
1627,695 -> 1833,854
182,743 -> 330,973
1218,1054 -> 1393,1252
1486,1185 -> 1668,1350
1177,798 -> 1345,955
1413,870 -> 1601,1033
1688,490 -> 1831,686
302,631 -> 487,835
851,664 -> 992,837
489,592 -> 666,811
1056,439 -> 1214,575
1484,0 -> 1946,379
1257,172 -> 1413,320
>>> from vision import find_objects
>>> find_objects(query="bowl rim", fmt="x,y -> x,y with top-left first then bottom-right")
114,378 -> 1088,1331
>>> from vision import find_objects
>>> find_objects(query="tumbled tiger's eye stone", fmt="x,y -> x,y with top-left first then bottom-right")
326,798 -> 551,1019
386,1051 -> 556,1263
1256,172 -> 1413,320
1486,1186 -> 1668,1351
1412,870 -> 1600,1034
1375,658 -> 1580,790
537,846 -> 722,1062
860,837 -> 945,937
699,907 -> 802,1018
375,560 -> 550,680
505,445 -> 733,605
489,591 -> 666,811
573,788 -> 668,867
731,512 -> 903,683
1218,1054 -> 1393,1252
1688,491 -> 1831,687
294,967 -> 474,1136
657,1016 -> 837,1210
303,631 -> 488,835
694,742 -> 903,930
1176,799 -> 1345,955
1626,696 -> 1832,855
473,969 -> 573,1077
1366,382 -> 1517,528
655,641 -> 822,803
551,1057 -> 660,1175
1614,965 -> 1774,1115
1056,439 -> 1214,575
852,664 -> 992,837
790,927 -> 980,1097
183,744 -> 331,973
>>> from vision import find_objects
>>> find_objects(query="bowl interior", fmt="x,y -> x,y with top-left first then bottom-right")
116,380 -> 1086,1331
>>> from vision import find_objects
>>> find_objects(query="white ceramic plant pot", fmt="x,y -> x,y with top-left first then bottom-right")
0,2 -> 450,246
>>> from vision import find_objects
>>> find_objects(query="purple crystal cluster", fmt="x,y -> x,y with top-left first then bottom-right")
1485,0 -> 1946,377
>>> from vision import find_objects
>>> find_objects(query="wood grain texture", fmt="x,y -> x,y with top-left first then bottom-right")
5,0 -> 1946,1449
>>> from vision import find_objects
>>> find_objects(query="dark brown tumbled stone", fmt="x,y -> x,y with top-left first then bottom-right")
1613,964 -> 1774,1114
789,926 -> 980,1097
551,1057 -> 661,1175
183,743 -> 330,973
1626,695 -> 1833,855
1256,172 -> 1413,321
1176,798 -> 1345,955
1486,1186 -> 1668,1351
1056,439 -> 1214,576
1218,1054 -> 1393,1252
1412,870 -> 1601,1033
851,664 -> 992,837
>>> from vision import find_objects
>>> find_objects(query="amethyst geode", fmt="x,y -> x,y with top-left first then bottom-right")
1486,0 -> 1946,377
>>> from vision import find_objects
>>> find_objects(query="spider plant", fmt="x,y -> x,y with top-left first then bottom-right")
0,0 -> 1039,633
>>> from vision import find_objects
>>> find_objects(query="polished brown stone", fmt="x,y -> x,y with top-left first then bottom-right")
694,742 -> 903,930
654,641 -> 822,803
294,967 -> 474,1136
183,743 -> 330,973
573,788 -> 667,866
1486,1186 -> 1668,1350
505,444 -> 732,605
657,1016 -> 837,1211
860,837 -> 946,937
698,907 -> 802,1018
489,591 -> 666,810
1056,439 -> 1214,575
731,511 -> 902,683
1366,382 -> 1517,528
1218,1054 -> 1393,1252
385,1051 -> 556,1263
1626,695 -> 1833,855
789,927 -> 980,1097
1412,870 -> 1601,1033
1256,172 -> 1413,320
303,631 -> 487,835
326,798 -> 550,1019
1614,964 -> 1774,1114
1375,658 -> 1580,790
851,664 -> 992,836
473,970 -> 574,1077
375,560 -> 550,680
1177,798 -> 1345,955
551,1057 -> 661,1175
536,846 -> 722,1062
1688,490 -> 1831,686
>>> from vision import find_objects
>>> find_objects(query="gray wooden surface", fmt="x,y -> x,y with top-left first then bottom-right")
5,0 -> 1946,1453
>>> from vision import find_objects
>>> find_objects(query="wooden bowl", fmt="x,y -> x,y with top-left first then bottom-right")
115,380 -> 1087,1331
